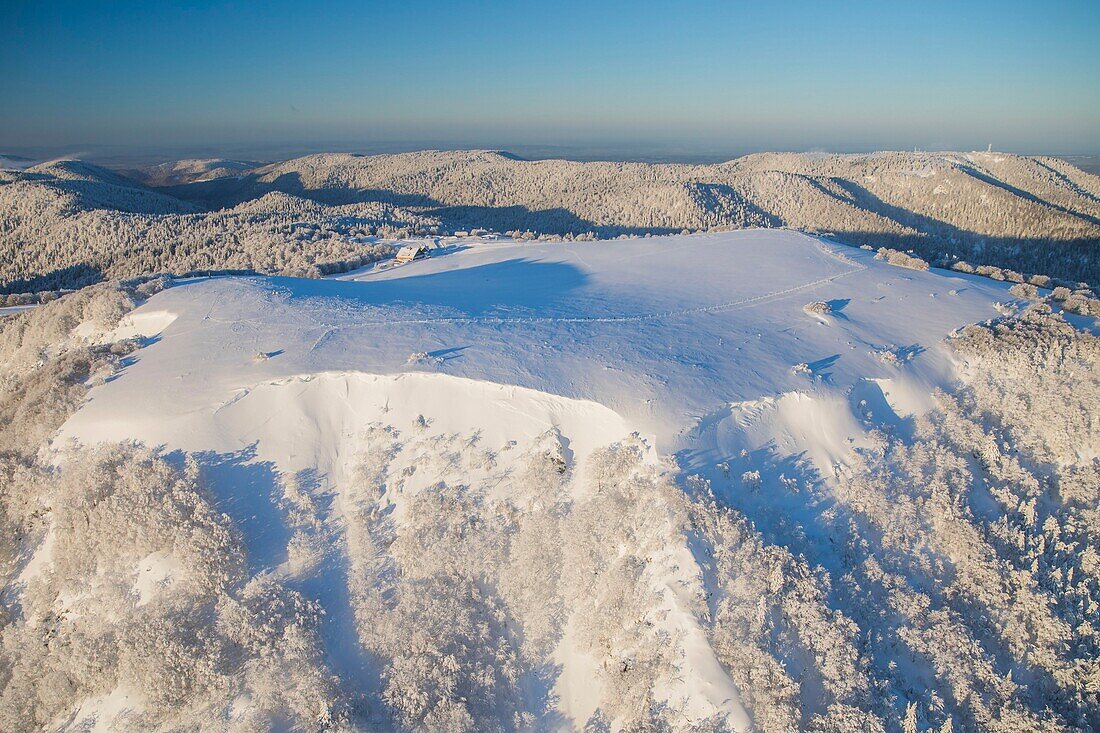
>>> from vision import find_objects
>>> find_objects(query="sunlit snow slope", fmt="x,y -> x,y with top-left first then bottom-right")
58,230 -> 1019,729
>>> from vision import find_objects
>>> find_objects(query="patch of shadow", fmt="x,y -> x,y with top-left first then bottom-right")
183,444 -> 291,574
100,335 -> 162,383
955,163 -> 1100,226
895,344 -> 925,361
849,378 -> 915,441
423,203 -> 681,237
687,182 -> 782,228
822,176 -> 1100,286
272,257 -> 591,319
1032,158 -> 1100,207
427,346 -> 470,362
161,170 -> 441,209
807,354 -> 841,380
2,263 -> 104,294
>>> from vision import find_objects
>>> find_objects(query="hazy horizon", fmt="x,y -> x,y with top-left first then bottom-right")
3,1 -> 1099,158
4,141 -> 1100,173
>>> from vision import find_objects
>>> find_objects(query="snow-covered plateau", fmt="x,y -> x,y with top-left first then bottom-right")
1,230 -> 1098,732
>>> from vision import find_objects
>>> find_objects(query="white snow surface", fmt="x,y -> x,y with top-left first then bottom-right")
61,230 -> 1007,455
57,229 -> 1016,729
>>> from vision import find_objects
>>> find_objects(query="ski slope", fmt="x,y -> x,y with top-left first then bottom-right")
55,229 -> 1021,729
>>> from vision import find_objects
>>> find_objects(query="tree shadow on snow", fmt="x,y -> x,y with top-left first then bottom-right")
825,298 -> 851,320
427,346 -> 470,362
170,444 -> 291,574
2,263 -> 104,294
424,203 -> 681,237
807,353 -> 841,381
271,258 -> 591,319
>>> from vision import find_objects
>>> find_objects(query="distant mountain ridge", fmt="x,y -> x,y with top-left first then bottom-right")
15,159 -> 200,215
122,158 -> 259,187
140,149 -> 1100,282
0,160 -> 425,292
1,150 -> 1098,292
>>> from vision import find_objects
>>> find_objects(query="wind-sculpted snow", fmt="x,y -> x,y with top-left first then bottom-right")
1,231 -> 1097,731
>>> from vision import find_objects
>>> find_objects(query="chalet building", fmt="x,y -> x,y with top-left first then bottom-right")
395,244 -> 428,264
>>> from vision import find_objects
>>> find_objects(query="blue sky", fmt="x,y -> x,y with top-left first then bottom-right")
2,0 -> 1098,159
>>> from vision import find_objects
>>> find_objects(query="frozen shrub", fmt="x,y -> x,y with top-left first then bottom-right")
497,444 -> 569,657
977,264 -> 1007,280
1009,282 -> 1039,300
0,348 -> 117,453
1062,293 -> 1100,317
52,446 -> 242,595
560,440 -> 700,729
0,293 -> 344,731
876,247 -> 930,271
0,444 -> 344,732
687,479 -> 879,731
215,577 -> 344,730
874,348 -> 901,365
0,445 -> 235,730
345,478 -> 526,729
133,274 -> 172,298
1051,286 -> 1072,302
0,282 -> 152,453
740,469 -> 762,490
110,338 -> 140,356
406,351 -> 444,367
827,310 -> 1099,730
79,286 -> 134,331
952,261 -> 976,273
803,300 -> 833,316
379,574 -> 527,733
1,292 -> 39,307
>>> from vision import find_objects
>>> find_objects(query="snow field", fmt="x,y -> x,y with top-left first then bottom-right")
6,230 -> 1095,730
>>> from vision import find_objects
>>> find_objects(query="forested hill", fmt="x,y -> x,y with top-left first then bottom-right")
2,150 -> 1098,293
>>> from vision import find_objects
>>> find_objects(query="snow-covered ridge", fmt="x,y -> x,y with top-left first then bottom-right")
48,230 -> 1014,727
71,309 -> 177,344
58,231 -> 1004,454
6,229 -> 1097,730
2,149 -> 1098,296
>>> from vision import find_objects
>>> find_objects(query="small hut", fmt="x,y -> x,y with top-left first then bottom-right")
395,244 -> 428,264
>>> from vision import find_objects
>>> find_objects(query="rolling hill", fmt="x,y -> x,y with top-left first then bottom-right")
2,230 -> 1096,730
1,150 -> 1098,295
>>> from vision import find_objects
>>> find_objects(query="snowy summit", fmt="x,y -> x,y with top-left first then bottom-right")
2,2 -> 1099,725
1,225 -> 1086,730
